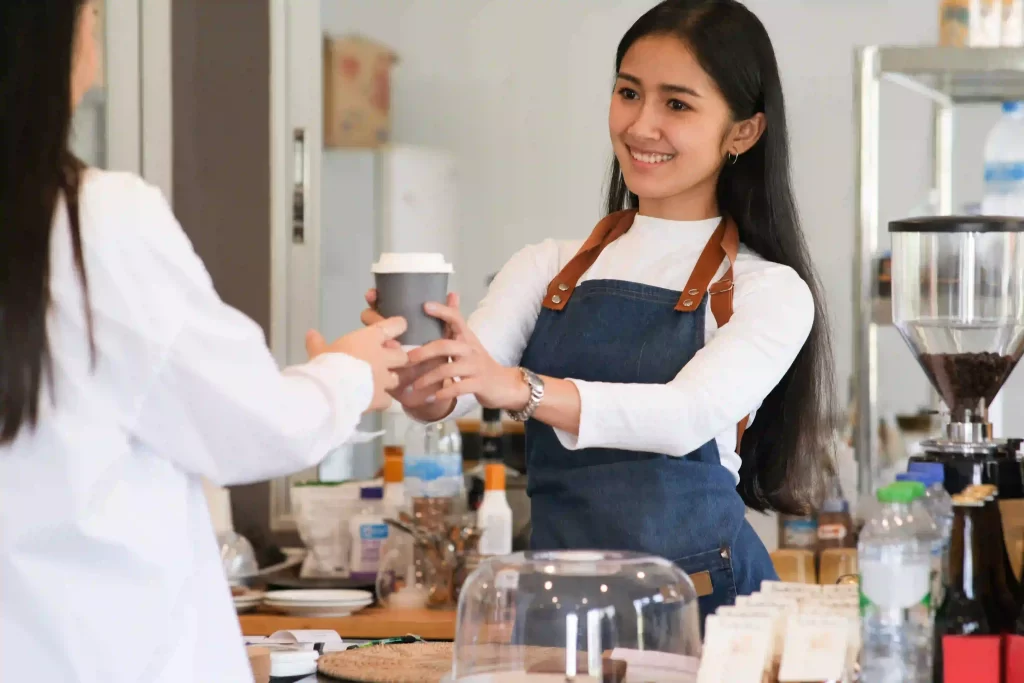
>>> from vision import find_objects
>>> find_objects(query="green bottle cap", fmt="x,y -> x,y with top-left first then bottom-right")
877,481 -> 925,503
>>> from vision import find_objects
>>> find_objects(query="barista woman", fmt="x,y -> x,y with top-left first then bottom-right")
365,0 -> 835,619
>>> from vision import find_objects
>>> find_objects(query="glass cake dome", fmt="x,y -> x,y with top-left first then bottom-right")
450,551 -> 702,681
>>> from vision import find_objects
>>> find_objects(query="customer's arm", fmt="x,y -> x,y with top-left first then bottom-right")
125,182 -> 389,486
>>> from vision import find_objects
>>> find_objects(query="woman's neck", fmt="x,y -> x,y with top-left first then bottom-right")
637,187 -> 719,222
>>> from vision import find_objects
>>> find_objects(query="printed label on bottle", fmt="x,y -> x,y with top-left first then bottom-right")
404,453 -> 462,498
478,514 -> 512,555
985,161 -> 1024,183
355,523 -> 388,570
859,559 -> 931,611
817,524 -> 848,541
481,438 -> 501,459
781,518 -> 817,548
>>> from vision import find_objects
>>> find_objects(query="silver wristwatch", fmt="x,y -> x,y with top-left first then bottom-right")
507,367 -> 545,422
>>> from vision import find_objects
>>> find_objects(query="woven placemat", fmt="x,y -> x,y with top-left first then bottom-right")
317,642 -> 454,682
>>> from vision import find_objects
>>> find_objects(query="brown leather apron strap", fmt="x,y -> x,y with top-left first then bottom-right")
543,210 -> 637,310
541,211 -> 749,450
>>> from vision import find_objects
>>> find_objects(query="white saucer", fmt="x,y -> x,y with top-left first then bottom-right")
263,589 -> 373,604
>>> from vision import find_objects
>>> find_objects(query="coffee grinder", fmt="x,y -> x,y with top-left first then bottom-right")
889,216 -> 1024,497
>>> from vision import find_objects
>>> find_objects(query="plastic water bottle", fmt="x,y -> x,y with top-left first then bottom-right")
403,421 -> 464,503
859,482 -> 938,683
903,464 -> 954,543
982,101 -> 1024,216
897,473 -> 950,616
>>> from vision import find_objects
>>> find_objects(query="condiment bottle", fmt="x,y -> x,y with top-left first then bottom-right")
816,485 -> 856,555
778,512 -> 817,552
476,463 -> 513,557
480,408 -> 503,462
348,486 -> 387,581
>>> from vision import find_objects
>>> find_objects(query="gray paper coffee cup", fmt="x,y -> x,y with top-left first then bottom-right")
372,253 -> 453,347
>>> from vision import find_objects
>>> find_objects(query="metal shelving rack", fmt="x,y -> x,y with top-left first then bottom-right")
854,46 -> 1024,498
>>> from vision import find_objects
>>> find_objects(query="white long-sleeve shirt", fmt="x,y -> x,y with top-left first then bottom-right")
0,171 -> 372,682
452,214 -> 815,480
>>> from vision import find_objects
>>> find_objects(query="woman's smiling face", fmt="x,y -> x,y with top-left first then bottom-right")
608,33 -> 738,218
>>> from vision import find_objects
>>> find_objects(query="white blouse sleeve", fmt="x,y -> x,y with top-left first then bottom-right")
126,184 -> 373,486
443,239 -> 564,420
553,264 -> 815,455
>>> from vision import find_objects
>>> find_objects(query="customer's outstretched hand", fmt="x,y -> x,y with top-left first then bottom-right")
305,317 -> 409,412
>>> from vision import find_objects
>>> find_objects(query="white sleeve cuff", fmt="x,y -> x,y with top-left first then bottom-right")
552,378 -> 588,450
408,393 -> 481,425
284,352 -> 373,446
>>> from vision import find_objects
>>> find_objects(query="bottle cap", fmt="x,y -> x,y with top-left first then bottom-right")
482,408 -> 502,422
897,471 -> 942,488
1004,101 -> 1024,114
907,461 -> 945,484
877,481 -> 924,504
484,462 -> 506,491
360,486 -> 384,500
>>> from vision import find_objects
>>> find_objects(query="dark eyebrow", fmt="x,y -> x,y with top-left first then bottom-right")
616,71 -> 700,98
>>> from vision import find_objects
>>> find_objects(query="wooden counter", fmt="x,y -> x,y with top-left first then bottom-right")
239,608 -> 456,641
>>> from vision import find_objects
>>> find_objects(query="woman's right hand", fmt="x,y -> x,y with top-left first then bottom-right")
305,317 -> 409,412
361,289 -> 457,421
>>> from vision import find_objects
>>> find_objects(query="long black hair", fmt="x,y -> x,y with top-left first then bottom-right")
0,0 -> 93,444
607,0 -> 836,514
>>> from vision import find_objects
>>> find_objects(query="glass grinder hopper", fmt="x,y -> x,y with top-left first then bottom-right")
889,216 -> 1024,497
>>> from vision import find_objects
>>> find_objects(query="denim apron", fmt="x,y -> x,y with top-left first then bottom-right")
518,210 -> 777,634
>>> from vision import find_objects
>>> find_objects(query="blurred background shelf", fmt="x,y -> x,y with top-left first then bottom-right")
854,46 -> 1024,498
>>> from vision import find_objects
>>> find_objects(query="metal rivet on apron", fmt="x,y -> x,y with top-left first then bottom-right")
688,289 -> 700,296
552,295 -> 562,304
558,283 -> 569,291
682,299 -> 693,307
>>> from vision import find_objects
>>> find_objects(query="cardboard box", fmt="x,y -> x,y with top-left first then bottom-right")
323,35 -> 397,148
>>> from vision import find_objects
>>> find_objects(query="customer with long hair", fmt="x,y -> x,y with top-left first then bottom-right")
0,2 -> 407,680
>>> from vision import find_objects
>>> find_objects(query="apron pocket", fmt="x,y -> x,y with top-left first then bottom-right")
672,545 -> 737,625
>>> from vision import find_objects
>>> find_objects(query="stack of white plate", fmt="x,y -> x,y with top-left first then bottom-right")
233,590 -> 265,614
263,589 -> 374,617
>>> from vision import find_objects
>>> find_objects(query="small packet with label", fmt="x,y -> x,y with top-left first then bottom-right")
716,605 -> 788,677
798,603 -> 861,668
696,615 -> 773,683
707,613 -> 779,681
777,614 -> 852,683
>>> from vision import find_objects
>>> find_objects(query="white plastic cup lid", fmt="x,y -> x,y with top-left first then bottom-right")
371,252 -> 453,274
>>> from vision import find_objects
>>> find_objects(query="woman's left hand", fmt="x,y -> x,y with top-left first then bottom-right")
408,302 -> 530,411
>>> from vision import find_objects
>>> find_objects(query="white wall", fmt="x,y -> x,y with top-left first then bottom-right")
321,0 -> 1021,426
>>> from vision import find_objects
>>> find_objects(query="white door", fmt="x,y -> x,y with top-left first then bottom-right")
269,0 -> 324,531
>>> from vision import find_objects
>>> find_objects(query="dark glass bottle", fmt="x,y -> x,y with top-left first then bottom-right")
481,408 -> 503,463
972,488 -> 1020,632
933,496 -> 992,683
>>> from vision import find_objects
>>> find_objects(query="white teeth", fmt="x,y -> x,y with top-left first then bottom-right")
630,150 -> 675,164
